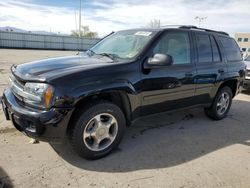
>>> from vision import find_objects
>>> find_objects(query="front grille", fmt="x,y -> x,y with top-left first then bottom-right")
9,74 -> 26,101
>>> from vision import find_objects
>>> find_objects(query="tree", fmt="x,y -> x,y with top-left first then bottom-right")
147,19 -> 161,28
71,26 -> 98,38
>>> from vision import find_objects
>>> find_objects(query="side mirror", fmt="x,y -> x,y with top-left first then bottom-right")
146,54 -> 173,68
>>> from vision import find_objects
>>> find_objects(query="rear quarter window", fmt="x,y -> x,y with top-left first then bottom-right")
219,37 -> 242,62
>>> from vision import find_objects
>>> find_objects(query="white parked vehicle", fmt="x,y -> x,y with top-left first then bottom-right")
244,55 -> 250,90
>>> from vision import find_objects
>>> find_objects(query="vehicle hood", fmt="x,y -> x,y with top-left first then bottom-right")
12,55 -> 114,82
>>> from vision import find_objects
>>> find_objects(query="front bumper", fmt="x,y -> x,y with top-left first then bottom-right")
1,88 -> 74,143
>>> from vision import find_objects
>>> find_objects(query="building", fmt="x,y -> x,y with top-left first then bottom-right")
235,33 -> 250,59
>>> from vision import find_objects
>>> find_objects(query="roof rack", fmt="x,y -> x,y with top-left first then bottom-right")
160,25 -> 186,28
160,25 -> 229,36
179,25 -> 229,36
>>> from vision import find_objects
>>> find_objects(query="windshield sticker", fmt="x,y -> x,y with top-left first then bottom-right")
134,31 -> 152,36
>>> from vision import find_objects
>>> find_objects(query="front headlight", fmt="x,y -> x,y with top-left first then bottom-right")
23,83 -> 54,109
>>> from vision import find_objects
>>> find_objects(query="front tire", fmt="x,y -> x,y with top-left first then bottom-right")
70,101 -> 126,160
204,86 -> 233,120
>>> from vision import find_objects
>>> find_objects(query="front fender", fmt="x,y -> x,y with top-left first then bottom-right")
69,79 -> 140,122
72,79 -> 137,102
53,79 -> 138,108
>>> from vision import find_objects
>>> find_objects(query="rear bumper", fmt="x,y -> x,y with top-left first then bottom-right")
1,88 -> 74,143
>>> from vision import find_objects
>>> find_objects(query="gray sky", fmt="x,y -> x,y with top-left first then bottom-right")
0,0 -> 249,36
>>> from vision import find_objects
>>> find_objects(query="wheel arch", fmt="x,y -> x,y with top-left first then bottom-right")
217,79 -> 238,98
66,90 -> 132,134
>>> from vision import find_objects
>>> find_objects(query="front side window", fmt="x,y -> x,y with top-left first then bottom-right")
196,34 -> 213,63
91,30 -> 156,59
153,32 -> 191,65
219,37 -> 242,61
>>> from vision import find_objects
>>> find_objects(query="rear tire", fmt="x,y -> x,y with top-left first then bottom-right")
204,86 -> 233,120
70,101 -> 126,160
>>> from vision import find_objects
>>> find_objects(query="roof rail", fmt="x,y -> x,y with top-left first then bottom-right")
179,25 -> 229,36
160,25 -> 186,28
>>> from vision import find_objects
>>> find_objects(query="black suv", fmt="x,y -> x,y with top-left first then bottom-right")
1,26 -> 246,159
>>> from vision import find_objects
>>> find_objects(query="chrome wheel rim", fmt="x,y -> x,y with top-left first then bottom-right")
216,92 -> 230,116
83,113 -> 118,152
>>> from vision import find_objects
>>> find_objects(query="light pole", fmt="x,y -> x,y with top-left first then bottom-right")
79,0 -> 82,37
195,16 -> 207,27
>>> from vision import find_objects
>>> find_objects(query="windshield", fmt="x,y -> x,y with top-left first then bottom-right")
90,30 -> 156,59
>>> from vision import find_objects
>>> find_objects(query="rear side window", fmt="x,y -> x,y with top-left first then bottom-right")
219,37 -> 242,61
210,36 -> 221,62
196,34 -> 212,63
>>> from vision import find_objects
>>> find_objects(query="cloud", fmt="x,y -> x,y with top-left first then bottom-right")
0,1 -> 75,33
0,0 -> 250,37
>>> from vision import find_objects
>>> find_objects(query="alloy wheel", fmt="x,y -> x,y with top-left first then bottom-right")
83,113 -> 118,151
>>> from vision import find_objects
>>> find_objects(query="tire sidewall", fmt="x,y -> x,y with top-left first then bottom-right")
212,87 -> 233,120
71,102 -> 126,159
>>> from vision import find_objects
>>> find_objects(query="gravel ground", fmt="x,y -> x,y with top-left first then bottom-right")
0,49 -> 250,188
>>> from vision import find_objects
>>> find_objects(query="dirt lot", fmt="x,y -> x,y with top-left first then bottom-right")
1,49 -> 250,188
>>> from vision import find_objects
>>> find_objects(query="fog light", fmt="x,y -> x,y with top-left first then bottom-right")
25,123 -> 36,133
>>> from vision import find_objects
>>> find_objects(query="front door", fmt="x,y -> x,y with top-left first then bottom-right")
139,30 -> 196,116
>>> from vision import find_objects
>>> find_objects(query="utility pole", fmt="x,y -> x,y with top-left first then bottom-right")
78,0 -> 82,52
75,10 -> 78,33
195,16 -> 207,27
79,0 -> 82,37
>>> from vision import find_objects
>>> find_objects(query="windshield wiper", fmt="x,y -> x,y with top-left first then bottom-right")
96,53 -> 119,60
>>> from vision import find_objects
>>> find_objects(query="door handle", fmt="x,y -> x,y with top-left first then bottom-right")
218,69 -> 225,73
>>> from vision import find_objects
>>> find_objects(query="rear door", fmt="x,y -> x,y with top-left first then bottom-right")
193,32 -> 227,104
